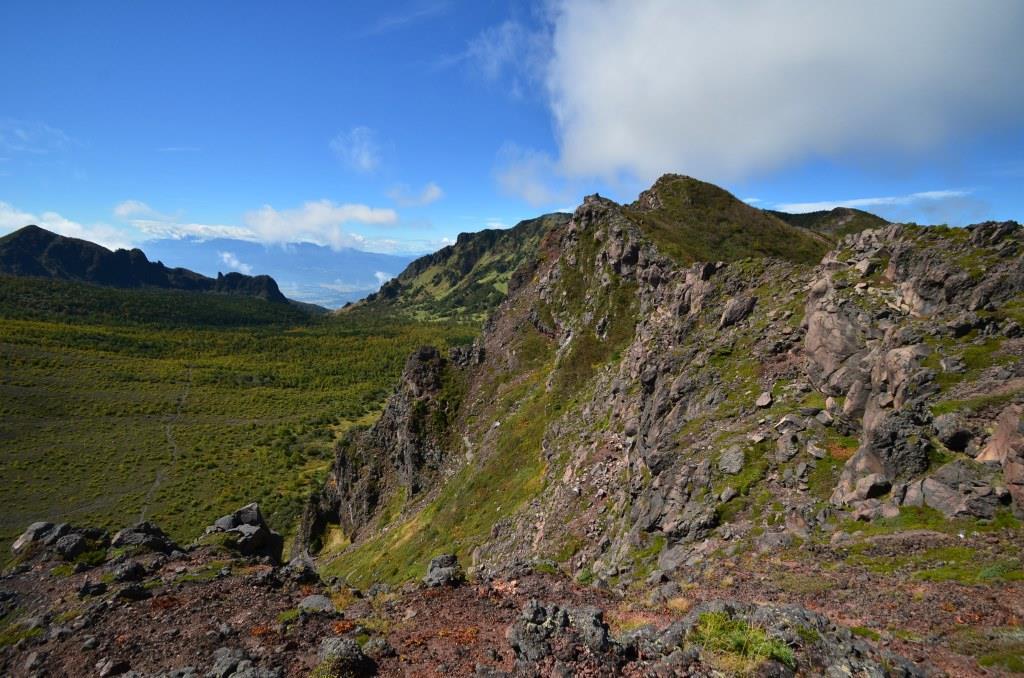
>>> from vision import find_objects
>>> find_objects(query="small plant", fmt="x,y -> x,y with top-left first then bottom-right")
690,611 -> 797,674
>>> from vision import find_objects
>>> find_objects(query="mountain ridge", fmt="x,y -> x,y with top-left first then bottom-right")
0,224 -> 290,304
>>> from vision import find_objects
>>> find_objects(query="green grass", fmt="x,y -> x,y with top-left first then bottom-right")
624,175 -> 828,266
690,611 -> 797,673
0,279 -> 474,554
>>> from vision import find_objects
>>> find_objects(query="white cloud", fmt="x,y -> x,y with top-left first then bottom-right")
113,200 -> 164,219
242,200 -> 398,250
0,120 -> 73,154
466,21 -> 549,97
776,188 -> 989,225
543,0 -> 1024,182
494,143 -> 571,207
0,201 -> 134,250
218,251 -> 253,274
329,126 -> 381,173
373,271 -> 393,285
776,190 -> 972,213
362,1 -> 449,36
387,181 -> 444,207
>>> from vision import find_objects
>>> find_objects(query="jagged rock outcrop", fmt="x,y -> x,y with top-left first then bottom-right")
202,503 -> 283,563
297,346 -> 462,554
308,175 -> 1024,600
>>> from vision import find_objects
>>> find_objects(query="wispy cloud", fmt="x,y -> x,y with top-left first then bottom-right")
463,20 -> 550,99
775,189 -> 972,213
494,142 -> 571,207
373,271 -> 393,285
329,126 -> 381,173
218,251 -> 253,274
361,1 -> 449,37
387,181 -> 444,207
0,201 -> 134,250
0,120 -> 73,154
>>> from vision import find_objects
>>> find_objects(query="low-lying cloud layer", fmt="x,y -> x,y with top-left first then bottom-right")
541,0 -> 1024,184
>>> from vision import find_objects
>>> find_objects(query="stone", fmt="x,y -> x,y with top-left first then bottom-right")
854,473 -> 891,500
111,522 -> 179,555
11,521 -> 54,553
116,584 -> 152,601
207,647 -> 247,678
717,446 -> 745,475
755,391 -> 773,408
423,553 -> 463,587
97,657 -> 131,677
719,295 -> 758,328
318,637 -> 374,675
298,594 -> 333,614
113,561 -> 145,582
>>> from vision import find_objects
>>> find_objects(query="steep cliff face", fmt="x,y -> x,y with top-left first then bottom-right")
305,175 -> 1024,593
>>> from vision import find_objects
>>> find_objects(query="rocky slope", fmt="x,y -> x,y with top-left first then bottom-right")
5,174 -> 1024,676
299,174 -> 1024,674
0,225 -> 289,303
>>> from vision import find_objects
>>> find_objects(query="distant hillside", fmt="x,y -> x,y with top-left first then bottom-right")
0,225 -> 288,303
766,206 -> 888,241
356,212 -> 571,320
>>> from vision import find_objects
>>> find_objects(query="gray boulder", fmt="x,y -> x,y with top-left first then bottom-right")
423,553 -> 463,587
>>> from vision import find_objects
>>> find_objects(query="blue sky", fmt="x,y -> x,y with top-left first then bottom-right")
1,1 -> 1022,263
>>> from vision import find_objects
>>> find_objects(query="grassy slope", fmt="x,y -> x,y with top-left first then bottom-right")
625,175 -> 831,265
0,277 -> 475,554
359,213 -> 568,321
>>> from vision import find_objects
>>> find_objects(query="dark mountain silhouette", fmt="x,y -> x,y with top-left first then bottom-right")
0,225 -> 288,303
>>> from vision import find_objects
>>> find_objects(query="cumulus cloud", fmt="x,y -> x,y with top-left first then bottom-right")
242,200 -> 398,249
0,201 -> 134,250
329,126 -> 381,173
387,181 -> 444,207
373,271 -> 393,285
218,251 -> 253,274
542,0 -> 1024,183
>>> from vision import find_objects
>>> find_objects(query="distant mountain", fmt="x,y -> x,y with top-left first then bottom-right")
140,238 -> 417,309
766,206 -> 888,241
0,225 -> 288,303
357,212 -> 571,320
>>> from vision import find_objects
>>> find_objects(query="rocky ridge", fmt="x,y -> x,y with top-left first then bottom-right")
300,175 -> 1024,674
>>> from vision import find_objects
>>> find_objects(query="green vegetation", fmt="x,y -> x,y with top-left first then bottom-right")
690,611 -> 797,673
364,213 -> 567,322
767,207 -> 888,241
950,627 -> 1024,673
851,626 -> 881,641
0,278 -> 474,553
624,175 -> 828,265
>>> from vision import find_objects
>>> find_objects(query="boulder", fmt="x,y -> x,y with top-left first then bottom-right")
298,594 -> 333,614
11,521 -> 54,554
901,460 -> 1011,518
756,391 -> 773,408
423,553 -> 463,587
719,295 -> 757,328
203,503 -> 283,563
717,446 -> 745,475
111,522 -> 179,555
318,637 -> 374,676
